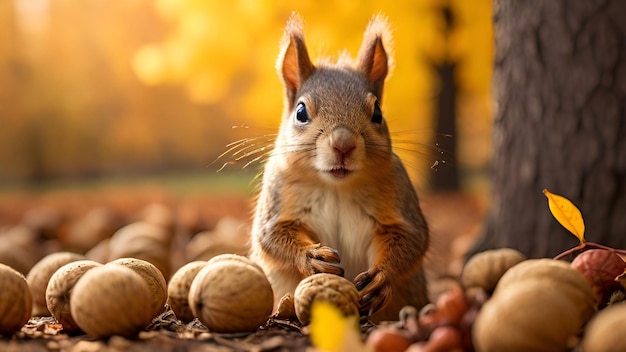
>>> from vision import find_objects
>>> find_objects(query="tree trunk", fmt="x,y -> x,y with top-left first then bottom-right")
434,62 -> 459,192
472,0 -> 626,258
433,5 -> 459,192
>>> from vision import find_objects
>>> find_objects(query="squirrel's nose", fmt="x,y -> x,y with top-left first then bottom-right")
330,126 -> 356,157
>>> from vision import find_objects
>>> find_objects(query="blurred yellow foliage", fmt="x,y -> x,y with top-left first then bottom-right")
0,0 -> 491,189
132,0 -> 492,188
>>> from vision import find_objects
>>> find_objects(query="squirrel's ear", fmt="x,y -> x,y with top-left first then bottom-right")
357,14 -> 391,102
277,13 -> 315,107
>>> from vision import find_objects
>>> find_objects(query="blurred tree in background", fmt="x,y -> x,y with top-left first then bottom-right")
0,0 -> 492,192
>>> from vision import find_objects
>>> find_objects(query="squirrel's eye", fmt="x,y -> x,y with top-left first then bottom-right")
295,103 -> 310,126
371,101 -> 383,124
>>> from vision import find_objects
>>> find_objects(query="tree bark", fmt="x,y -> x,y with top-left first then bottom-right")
472,0 -> 626,258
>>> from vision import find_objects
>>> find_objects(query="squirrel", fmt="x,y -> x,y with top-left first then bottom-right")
249,13 -> 430,322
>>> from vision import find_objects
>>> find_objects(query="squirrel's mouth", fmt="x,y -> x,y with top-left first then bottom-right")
327,167 -> 351,179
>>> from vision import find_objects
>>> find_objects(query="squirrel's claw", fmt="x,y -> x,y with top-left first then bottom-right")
311,260 -> 344,277
306,245 -> 343,276
354,271 -> 371,290
307,245 -> 341,263
354,268 -> 391,316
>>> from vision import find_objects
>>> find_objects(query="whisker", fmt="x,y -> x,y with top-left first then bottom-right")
231,143 -> 260,159
243,153 -> 270,169
290,149 -> 317,167
392,139 -> 436,145
250,172 -> 264,189
234,145 -> 269,161
390,130 -> 432,136
392,139 -> 455,155
271,144 -> 316,156
219,140 -> 317,172
213,136 -> 271,164
222,134 -> 277,150
224,137 -> 255,148
211,141 -> 249,166
232,144 -> 267,160
391,130 -> 453,138
216,160 -> 236,173
390,131 -> 454,150
392,144 -> 445,154
211,133 -> 280,172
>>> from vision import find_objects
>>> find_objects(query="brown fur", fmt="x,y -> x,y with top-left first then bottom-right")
249,13 -> 429,322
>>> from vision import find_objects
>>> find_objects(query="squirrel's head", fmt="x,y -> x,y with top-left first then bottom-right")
272,13 -> 394,185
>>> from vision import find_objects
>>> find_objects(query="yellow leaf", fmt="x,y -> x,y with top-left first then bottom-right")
309,301 -> 365,352
543,189 -> 585,244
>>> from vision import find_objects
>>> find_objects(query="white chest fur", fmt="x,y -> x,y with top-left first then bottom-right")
299,186 -> 376,281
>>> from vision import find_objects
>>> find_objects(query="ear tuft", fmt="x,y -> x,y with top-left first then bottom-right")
357,14 -> 393,102
277,12 -> 315,108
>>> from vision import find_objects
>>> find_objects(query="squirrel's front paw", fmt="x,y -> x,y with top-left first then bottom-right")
354,268 -> 392,316
305,245 -> 344,277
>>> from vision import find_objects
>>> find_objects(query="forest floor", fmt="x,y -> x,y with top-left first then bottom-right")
0,174 -> 487,351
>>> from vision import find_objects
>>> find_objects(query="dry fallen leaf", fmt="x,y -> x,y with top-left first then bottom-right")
543,189 -> 585,244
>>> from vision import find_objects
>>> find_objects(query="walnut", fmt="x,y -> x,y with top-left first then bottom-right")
582,301 -> 626,351
27,251 -> 85,317
294,273 -> 360,326
0,263 -> 32,334
45,260 -> 102,333
460,248 -> 527,293
69,264 -> 153,338
109,257 -> 168,318
108,221 -> 171,278
188,254 -> 273,333
167,261 -> 207,322
473,259 -> 597,351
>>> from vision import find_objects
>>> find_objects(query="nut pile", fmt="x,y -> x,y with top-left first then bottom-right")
2,202 -> 626,352
365,248 -> 626,352
0,204 -> 280,339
